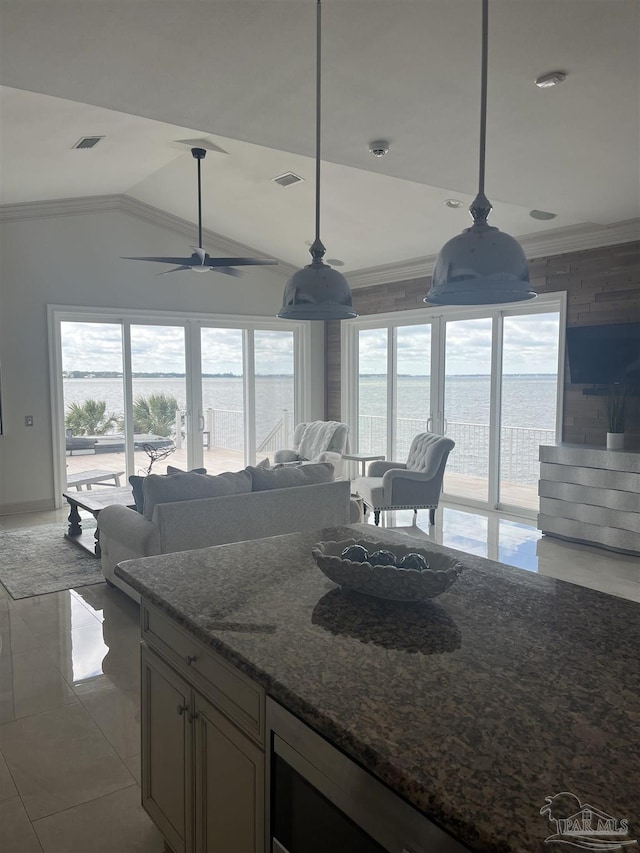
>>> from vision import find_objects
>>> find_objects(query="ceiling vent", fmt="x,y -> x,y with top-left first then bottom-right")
73,136 -> 104,150
272,172 -> 304,188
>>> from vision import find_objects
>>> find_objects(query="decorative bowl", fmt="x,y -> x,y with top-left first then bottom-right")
311,538 -> 464,602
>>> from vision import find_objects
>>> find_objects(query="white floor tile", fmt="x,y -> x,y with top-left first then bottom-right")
33,785 -> 163,853
0,648 -> 78,724
0,703 -> 135,821
0,796 -> 43,853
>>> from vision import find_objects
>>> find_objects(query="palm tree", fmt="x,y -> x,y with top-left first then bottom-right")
65,399 -> 118,435
132,393 -> 179,437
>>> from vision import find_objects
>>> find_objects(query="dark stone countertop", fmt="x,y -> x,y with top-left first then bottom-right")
116,523 -> 640,852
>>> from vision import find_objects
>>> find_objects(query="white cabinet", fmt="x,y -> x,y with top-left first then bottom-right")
538,443 -> 640,554
140,603 -> 265,853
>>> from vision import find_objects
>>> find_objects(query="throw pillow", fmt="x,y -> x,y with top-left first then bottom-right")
142,469 -> 252,521
129,475 -> 145,513
247,461 -> 334,492
255,457 -> 271,469
166,465 -> 207,475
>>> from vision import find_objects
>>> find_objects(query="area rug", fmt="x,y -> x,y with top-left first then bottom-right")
0,522 -> 104,599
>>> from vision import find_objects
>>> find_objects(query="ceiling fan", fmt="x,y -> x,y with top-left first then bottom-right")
123,147 -> 278,276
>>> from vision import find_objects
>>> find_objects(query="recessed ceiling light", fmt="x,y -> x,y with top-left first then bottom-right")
535,71 -> 567,89
529,209 -> 557,220
444,198 -> 464,209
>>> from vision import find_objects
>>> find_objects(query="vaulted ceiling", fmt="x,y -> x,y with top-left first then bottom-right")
1,0 -> 638,275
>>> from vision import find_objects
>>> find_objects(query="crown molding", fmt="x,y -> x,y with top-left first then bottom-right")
0,194 -> 296,281
345,218 -> 640,289
0,195 -> 121,222
1,197 -> 635,289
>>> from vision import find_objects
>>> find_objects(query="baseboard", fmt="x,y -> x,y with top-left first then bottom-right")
0,498 -> 57,517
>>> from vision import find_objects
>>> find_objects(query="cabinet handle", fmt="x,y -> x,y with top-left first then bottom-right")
177,704 -> 188,715
188,710 -> 199,723
185,655 -> 197,665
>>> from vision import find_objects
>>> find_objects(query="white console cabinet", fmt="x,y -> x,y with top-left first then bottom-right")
538,444 -> 640,554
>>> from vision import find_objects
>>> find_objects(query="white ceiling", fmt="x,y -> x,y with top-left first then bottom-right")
1,0 -> 638,274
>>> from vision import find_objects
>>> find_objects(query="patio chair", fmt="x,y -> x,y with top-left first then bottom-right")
354,432 -> 455,526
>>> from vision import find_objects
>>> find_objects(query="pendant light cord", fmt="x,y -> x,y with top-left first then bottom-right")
197,155 -> 203,249
314,0 -> 322,246
478,0 -> 488,198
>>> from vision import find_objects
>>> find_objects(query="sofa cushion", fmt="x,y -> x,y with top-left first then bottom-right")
246,461 -> 334,492
166,465 -> 207,475
129,475 -> 145,513
142,470 -> 252,520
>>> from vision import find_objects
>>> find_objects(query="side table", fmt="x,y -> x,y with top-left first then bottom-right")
342,453 -> 385,478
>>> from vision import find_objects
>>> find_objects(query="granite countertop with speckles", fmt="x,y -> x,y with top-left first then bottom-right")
116,523 -> 640,853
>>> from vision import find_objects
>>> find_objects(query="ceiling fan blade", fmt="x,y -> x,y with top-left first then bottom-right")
157,266 -> 193,275
205,257 -> 278,267
215,267 -> 244,278
122,256 -> 194,265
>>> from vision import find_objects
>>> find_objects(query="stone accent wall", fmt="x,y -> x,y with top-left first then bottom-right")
326,240 -> 640,449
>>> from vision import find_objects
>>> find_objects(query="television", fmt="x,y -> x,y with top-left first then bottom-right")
566,322 -> 640,386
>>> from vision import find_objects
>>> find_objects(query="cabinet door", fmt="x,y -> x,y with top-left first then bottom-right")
193,694 -> 265,853
141,646 -> 193,853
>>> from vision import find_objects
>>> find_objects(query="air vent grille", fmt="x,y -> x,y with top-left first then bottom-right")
272,172 -> 304,187
73,136 -> 104,150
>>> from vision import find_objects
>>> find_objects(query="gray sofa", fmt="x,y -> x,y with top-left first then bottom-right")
98,463 -> 354,602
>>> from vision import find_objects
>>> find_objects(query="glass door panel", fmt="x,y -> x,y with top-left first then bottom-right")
130,325 -> 187,476
61,321 -> 124,488
443,318 -> 492,502
254,330 -> 295,465
500,313 -> 559,510
358,329 -> 388,456
394,325 -> 431,460
200,328 -> 245,474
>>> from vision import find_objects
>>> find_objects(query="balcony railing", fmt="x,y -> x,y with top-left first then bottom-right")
358,415 -> 555,485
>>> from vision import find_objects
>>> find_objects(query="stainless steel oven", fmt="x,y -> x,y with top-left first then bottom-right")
267,698 -> 470,853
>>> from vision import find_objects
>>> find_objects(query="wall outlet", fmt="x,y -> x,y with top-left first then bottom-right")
25,415 -> 34,427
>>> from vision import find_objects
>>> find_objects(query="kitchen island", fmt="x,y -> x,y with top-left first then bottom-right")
116,523 -> 640,853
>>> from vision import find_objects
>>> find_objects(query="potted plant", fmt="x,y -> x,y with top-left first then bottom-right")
606,383 -> 627,450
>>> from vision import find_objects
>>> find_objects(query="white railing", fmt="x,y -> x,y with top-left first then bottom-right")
174,408 -> 292,453
358,415 -> 555,484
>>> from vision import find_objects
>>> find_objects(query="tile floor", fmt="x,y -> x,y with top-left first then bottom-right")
0,502 -> 638,852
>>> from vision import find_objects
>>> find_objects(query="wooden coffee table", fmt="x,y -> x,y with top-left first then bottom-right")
63,485 -> 136,558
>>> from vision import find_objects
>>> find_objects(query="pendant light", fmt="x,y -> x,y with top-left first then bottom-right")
425,0 -> 535,306
278,0 -> 357,320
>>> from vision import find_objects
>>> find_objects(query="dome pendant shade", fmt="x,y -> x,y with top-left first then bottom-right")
278,242 -> 356,320
426,221 -> 535,306
278,0 -> 357,322
425,0 -> 535,307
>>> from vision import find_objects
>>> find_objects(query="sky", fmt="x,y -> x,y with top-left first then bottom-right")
61,313 -> 560,376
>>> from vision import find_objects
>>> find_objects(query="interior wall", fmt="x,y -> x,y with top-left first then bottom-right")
326,240 -> 640,449
0,206 -> 325,513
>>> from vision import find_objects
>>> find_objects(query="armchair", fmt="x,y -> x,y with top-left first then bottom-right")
354,432 -> 455,526
273,421 -> 350,478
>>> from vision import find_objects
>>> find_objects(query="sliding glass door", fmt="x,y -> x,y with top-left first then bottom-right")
344,295 -> 564,514
442,318 -> 492,503
53,310 -> 307,494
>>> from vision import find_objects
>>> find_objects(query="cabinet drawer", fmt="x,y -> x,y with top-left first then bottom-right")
142,602 -> 264,744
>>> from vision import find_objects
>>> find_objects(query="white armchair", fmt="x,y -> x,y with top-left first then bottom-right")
273,421 -> 350,478
354,432 -> 455,526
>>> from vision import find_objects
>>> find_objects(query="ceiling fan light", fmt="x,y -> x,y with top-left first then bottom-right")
426,223 -> 535,305
278,260 -> 357,320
